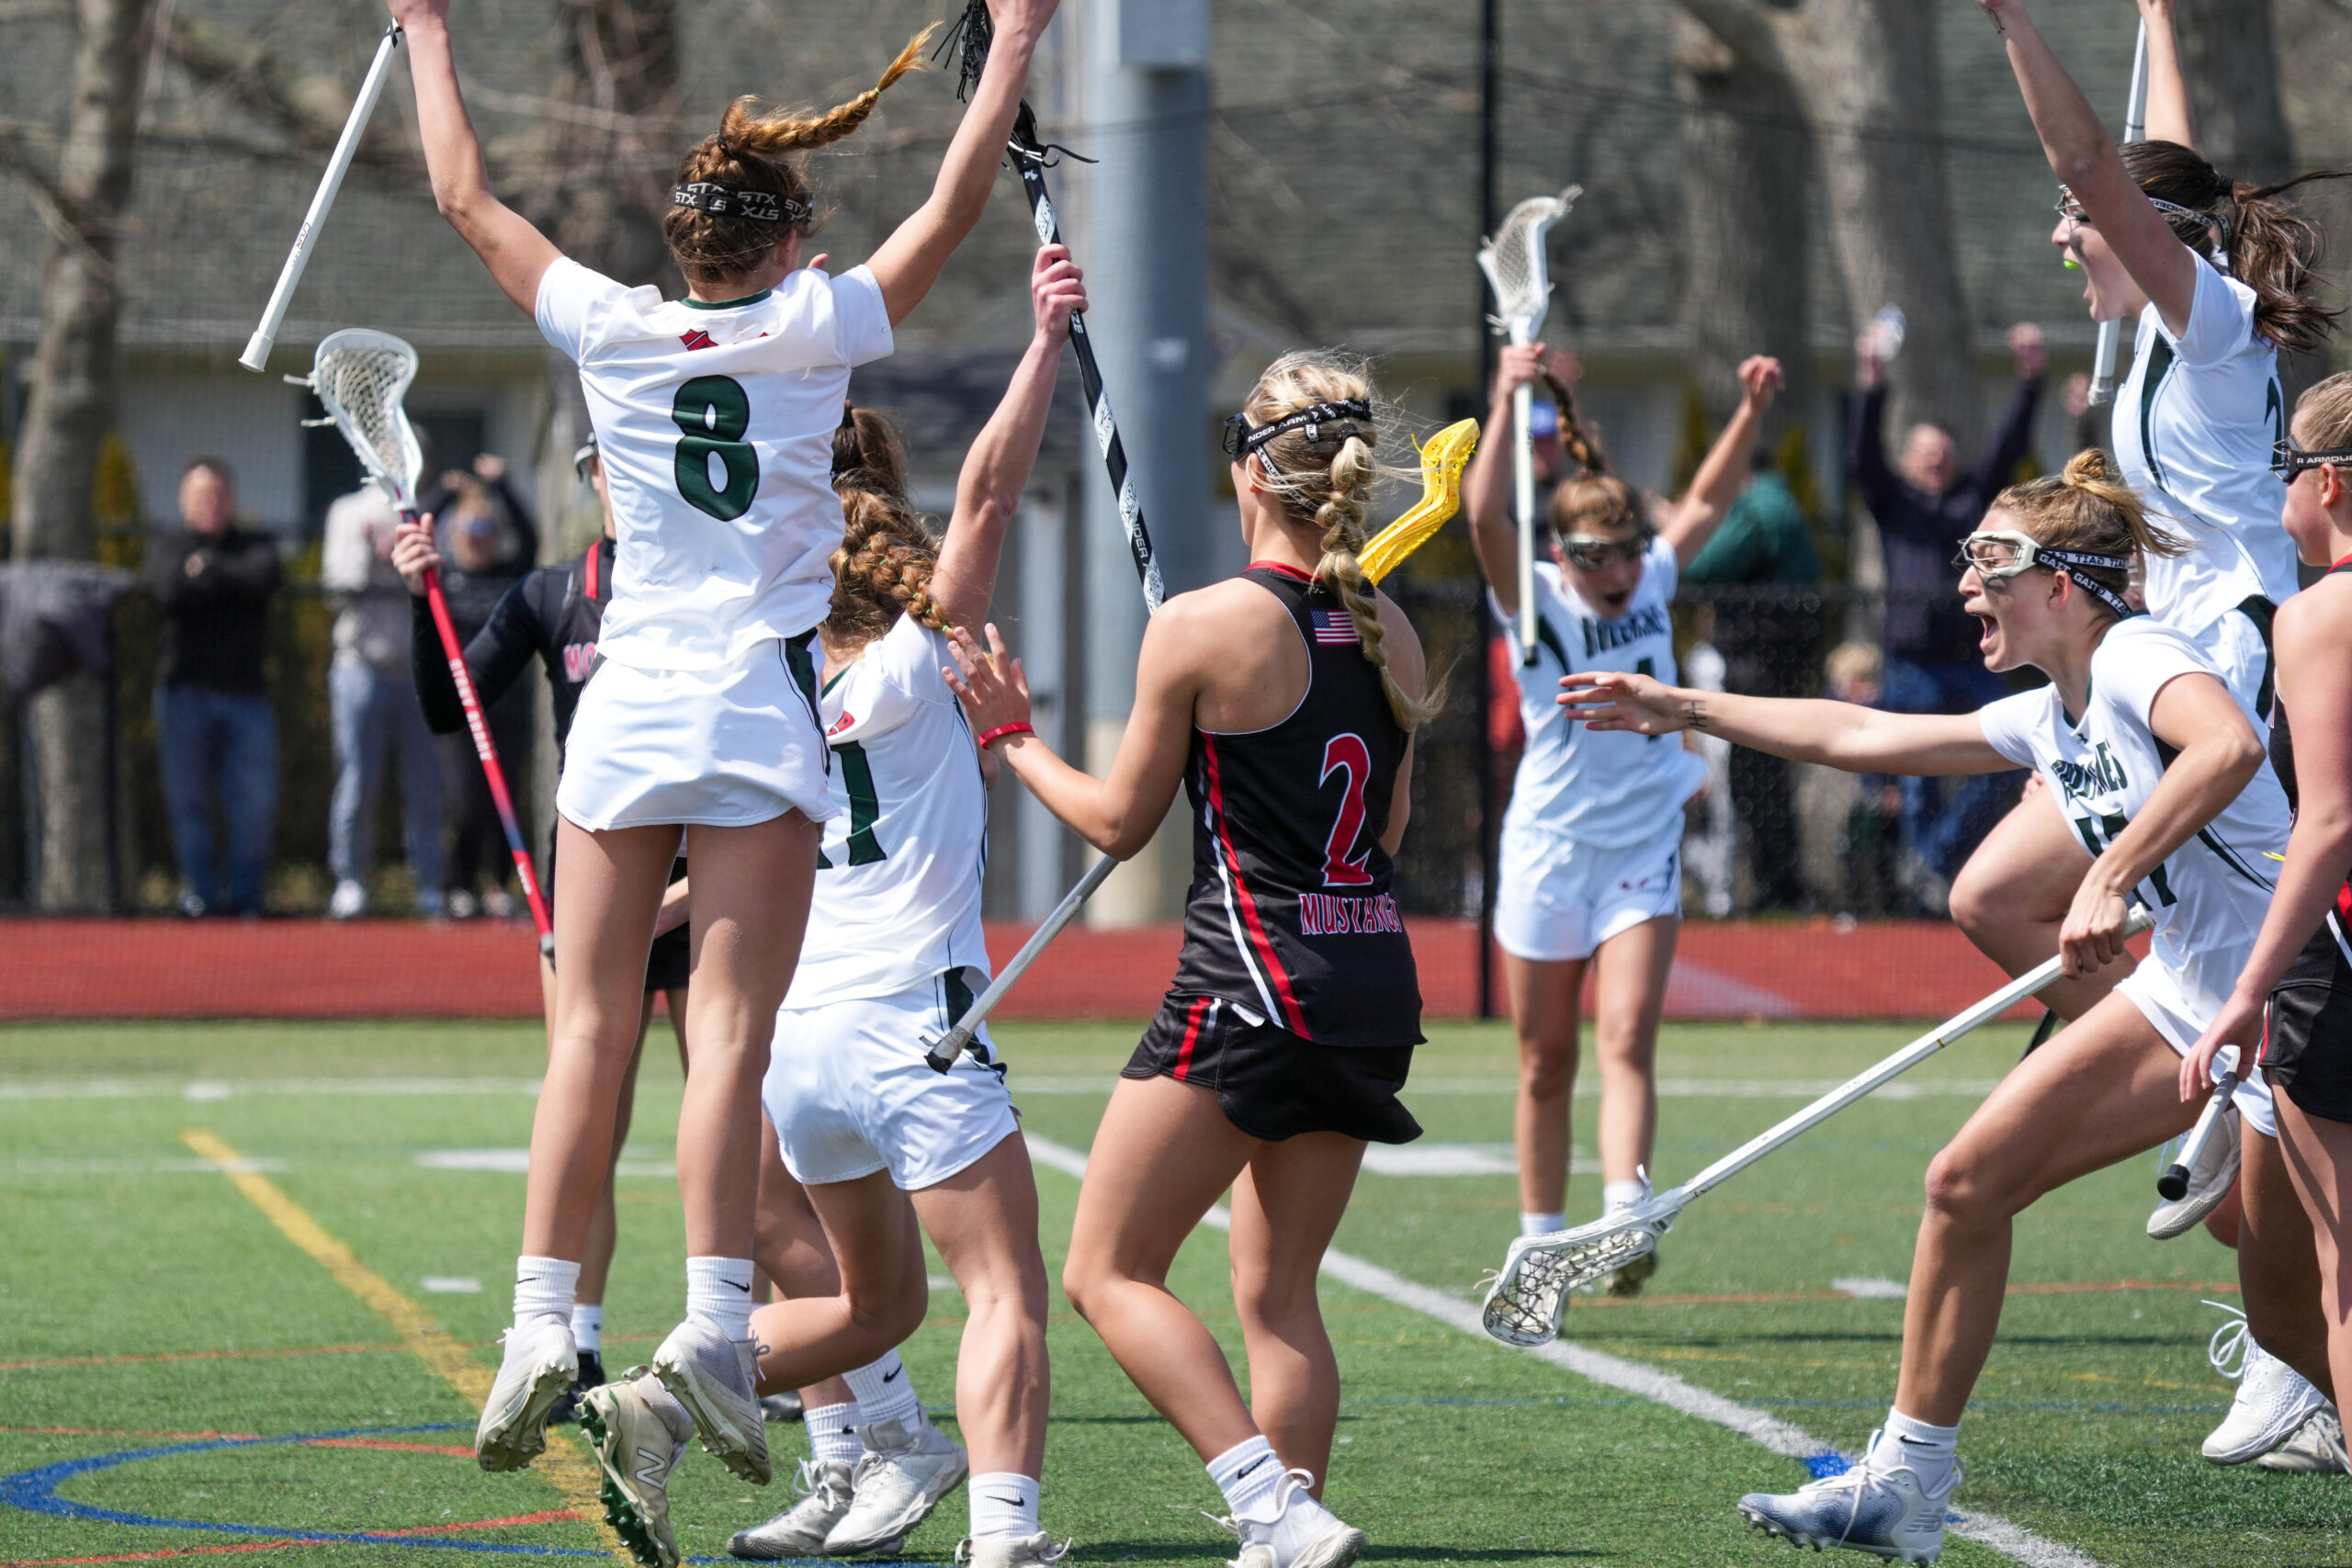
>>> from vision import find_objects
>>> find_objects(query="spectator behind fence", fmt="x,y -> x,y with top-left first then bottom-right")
1850,321 -> 2045,894
322,483 -> 447,919
430,478 -> 535,919
1823,641 -> 1905,917
414,452 -> 538,571
148,457 -> 281,917
1681,450 -> 1823,912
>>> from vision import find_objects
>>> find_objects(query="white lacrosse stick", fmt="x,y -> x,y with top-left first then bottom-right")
2087,20 -> 2149,407
1479,186 -> 1579,665
240,25 -> 403,371
293,330 -> 554,956
1479,908 -> 2154,1347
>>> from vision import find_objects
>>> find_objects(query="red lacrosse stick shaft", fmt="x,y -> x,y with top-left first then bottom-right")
422,560 -> 555,960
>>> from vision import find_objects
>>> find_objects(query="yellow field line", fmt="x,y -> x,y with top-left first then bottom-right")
179,1129 -> 626,1560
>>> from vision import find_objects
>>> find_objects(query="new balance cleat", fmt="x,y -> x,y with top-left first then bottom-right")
2256,1408 -> 2348,1473
582,1371 -> 694,1568
650,1317 -> 771,1485
955,1533 -> 1071,1568
550,1348 -> 608,1426
1214,1467 -> 1365,1568
1738,1449 -> 1954,1564
474,1316 -> 575,1472
823,1407 -> 969,1555
2204,1308 -> 2327,1463
2149,1105 -> 2240,1239
728,1458 -> 855,1559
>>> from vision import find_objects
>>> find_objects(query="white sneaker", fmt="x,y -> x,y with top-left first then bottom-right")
2204,1307 -> 2327,1463
329,879 -> 368,919
2256,1408 -> 2349,1473
1215,1468 -> 1365,1568
582,1371 -> 694,1568
823,1408 -> 969,1554
474,1315 -> 576,1472
2148,1106 -> 2240,1239
728,1458 -> 855,1559
956,1533 -> 1070,1568
1737,1447 -> 1953,1564
650,1317 -> 771,1485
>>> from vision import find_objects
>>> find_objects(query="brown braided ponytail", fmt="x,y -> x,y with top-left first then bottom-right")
826,405 -> 947,647
1241,352 -> 1440,731
665,28 -> 934,288
2121,141 -> 2352,356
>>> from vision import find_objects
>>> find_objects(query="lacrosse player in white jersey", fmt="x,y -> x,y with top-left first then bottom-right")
1564,451 -> 2329,1563
382,0 -> 1059,1555
1460,346 -> 1781,1291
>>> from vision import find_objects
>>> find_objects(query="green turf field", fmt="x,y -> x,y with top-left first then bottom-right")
3,1017 -> 2344,1568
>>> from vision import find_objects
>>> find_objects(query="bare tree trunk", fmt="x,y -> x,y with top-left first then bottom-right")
2173,0 -> 2293,186
6,0 -> 153,912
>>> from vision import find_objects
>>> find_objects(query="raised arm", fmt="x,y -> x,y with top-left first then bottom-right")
1559,669 -> 2009,778
2136,0 -> 2194,149
1662,355 -> 1782,565
929,245 -> 1083,632
1977,0 -> 2199,333
386,0 -> 560,313
1968,325 -> 2049,498
865,0 -> 1059,325
1461,342 -> 1551,618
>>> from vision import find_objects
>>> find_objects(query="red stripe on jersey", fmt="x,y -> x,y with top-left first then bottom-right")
584,542 -> 600,601
1201,736 -> 1311,1038
1171,997 -> 1209,1080
1248,559 -> 1315,583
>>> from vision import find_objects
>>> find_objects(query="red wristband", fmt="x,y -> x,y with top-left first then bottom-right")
977,721 -> 1035,748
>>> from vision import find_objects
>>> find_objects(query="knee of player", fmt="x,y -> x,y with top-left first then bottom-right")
850,1273 -> 929,1345
1230,1263 -> 1322,1331
1921,1142 -> 2009,1220
1519,1050 -> 1577,1102
1945,861 -> 2001,936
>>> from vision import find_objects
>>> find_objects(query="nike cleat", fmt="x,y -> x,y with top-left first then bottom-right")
2256,1408 -> 2349,1473
823,1407 -> 969,1555
2204,1308 -> 2327,1464
728,1458 -> 855,1559
550,1348 -> 608,1426
650,1317 -> 771,1485
474,1316 -> 575,1472
1214,1467 -> 1364,1568
955,1533 -> 1070,1568
1738,1447 -> 1954,1564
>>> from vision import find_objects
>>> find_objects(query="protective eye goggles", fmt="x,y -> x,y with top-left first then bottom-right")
1954,529 -> 2135,617
2271,438 -> 2352,482
1220,399 -> 1373,461
2054,186 -> 2221,236
1560,531 -> 1651,570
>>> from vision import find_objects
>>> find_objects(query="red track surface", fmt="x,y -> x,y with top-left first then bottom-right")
4,917 -> 2053,1022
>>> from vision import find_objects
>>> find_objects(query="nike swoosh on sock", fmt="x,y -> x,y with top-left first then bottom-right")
882,1367 -> 901,1382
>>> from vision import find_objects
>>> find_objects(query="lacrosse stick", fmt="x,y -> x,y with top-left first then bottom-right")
2086,20 -> 2149,407
1360,418 -> 1481,584
1478,186 -> 1578,665
2158,1066 -> 2238,1201
240,26 -> 402,372
294,330 -> 553,959
1480,908 -> 2154,1347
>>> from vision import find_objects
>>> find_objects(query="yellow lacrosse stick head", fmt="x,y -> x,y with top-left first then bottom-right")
1361,418 -> 1481,584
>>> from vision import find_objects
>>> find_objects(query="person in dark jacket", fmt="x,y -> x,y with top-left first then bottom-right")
428,476 -> 533,917
148,457 -> 281,917
1849,322 -> 2045,886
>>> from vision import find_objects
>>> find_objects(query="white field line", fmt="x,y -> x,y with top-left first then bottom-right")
0,1077 -> 548,1101
1023,1134 -> 2102,1568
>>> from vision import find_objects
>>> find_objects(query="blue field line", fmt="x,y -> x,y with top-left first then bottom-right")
1328,1392 -> 2225,1417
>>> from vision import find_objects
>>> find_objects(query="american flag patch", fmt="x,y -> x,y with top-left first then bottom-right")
1312,609 -> 1358,647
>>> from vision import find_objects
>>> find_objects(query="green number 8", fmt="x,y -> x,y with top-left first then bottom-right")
673,376 -> 757,520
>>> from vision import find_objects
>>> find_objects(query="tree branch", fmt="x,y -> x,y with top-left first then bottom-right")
1674,0 -> 1793,85
164,12 -> 409,172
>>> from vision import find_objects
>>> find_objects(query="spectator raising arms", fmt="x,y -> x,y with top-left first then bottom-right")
148,457 -> 282,918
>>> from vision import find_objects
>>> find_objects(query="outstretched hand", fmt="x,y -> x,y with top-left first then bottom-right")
1737,355 -> 1784,412
1557,671 -> 1689,736
944,624 -> 1034,738
1031,244 -> 1085,346
390,515 -> 441,597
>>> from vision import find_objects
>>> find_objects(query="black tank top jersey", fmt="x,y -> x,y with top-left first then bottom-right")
2268,555 -> 2352,917
413,537 -> 612,757
1167,563 -> 1423,1047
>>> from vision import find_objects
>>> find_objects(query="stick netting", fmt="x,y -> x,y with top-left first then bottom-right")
1482,1220 -> 1660,1346
311,332 -> 423,509
1478,186 -> 1579,335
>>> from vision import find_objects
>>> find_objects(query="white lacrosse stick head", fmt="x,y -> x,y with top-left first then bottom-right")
1479,1185 -> 1682,1347
305,328 -> 423,512
1477,186 -> 1581,347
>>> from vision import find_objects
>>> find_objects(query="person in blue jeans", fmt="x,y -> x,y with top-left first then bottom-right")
148,457 -> 282,917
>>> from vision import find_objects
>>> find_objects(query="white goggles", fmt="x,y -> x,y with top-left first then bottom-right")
1954,530 -> 2134,617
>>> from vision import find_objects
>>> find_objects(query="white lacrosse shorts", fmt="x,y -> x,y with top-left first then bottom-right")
1494,823 -> 1682,964
2119,959 -> 2278,1139
763,968 -> 1018,1190
557,632 -> 836,832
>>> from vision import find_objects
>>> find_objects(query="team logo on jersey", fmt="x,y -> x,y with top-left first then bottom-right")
827,710 -> 856,737
2050,740 -> 2128,804
1582,604 -> 1669,659
1298,890 -> 1404,937
561,642 -> 597,682
679,328 -> 717,352
1311,609 -> 1358,647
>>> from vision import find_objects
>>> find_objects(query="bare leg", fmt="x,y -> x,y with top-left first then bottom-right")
1894,992 -> 2197,1425
751,1115 -> 856,1410
2245,1116 -> 2336,1400
1588,917 -> 1676,1188
748,1169 -> 926,1393
1062,1076 -> 1262,1461
1227,1132 -> 1368,1495
2275,1089 -> 2352,1422
579,1003 -> 653,1307
1506,952 -> 1587,1217
1947,784 -> 2129,1021
912,1134 -> 1051,1479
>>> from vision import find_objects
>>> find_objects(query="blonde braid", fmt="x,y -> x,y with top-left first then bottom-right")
726,28 -> 934,153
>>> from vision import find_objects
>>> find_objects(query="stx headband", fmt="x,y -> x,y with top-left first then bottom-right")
673,182 -> 809,225
1222,399 -> 1373,461
1956,529 -> 2136,619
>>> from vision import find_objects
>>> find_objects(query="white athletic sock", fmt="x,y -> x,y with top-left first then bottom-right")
843,1349 -> 921,1431
684,1256 -> 756,1341
804,1401 -> 863,1467
1207,1435 -> 1283,1518
1601,1177 -> 1652,1213
514,1257 -> 580,1329
1520,1211 -> 1566,1237
1870,1409 -> 1959,1492
570,1303 -> 603,1356
968,1472 -> 1041,1541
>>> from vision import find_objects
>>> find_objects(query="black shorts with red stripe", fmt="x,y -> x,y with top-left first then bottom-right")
2263,910 -> 2352,1125
1125,992 -> 1421,1145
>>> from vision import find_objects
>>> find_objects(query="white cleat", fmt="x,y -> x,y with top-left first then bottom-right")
2148,1106 -> 2240,1239
650,1317 -> 771,1485
2203,1307 -> 2328,1463
728,1458 -> 856,1559
474,1315 -> 576,1472
1737,1448 -> 1953,1564
582,1371 -> 694,1568
2256,1408 -> 2349,1473
955,1533 -> 1071,1568
1214,1467 -> 1365,1568
822,1408 -> 970,1555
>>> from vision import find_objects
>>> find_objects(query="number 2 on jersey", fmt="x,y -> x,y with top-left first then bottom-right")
1318,734 -> 1375,887
673,375 -> 757,521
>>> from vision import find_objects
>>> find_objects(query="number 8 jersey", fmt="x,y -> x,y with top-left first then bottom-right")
537,258 -> 896,671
